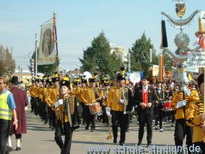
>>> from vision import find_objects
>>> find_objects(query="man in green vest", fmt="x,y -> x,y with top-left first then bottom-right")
0,76 -> 18,154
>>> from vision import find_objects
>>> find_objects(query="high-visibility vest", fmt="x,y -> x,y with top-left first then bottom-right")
0,91 -> 12,120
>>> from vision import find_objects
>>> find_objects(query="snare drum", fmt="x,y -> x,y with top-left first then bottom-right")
162,101 -> 172,111
89,102 -> 102,115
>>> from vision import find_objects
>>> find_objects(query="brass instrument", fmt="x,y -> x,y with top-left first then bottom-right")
121,86 -> 129,114
106,115 -> 112,140
64,95 -> 75,127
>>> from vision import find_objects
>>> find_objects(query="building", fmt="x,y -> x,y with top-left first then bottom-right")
110,44 -> 128,62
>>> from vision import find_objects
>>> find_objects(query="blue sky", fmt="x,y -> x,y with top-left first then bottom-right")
0,0 -> 204,71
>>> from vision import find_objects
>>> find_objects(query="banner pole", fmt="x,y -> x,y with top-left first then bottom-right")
35,33 -> 38,76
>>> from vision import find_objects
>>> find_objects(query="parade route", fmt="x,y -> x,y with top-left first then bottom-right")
9,107 -> 178,154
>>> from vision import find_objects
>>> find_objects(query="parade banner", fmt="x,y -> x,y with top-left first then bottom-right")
186,52 -> 205,67
152,65 -> 159,76
38,20 -> 57,65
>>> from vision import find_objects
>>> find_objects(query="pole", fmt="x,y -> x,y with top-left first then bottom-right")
35,33 -> 38,77
128,52 -> 131,72
150,49 -> 152,63
158,53 -> 164,82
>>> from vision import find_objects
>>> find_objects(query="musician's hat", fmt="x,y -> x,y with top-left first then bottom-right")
117,67 -> 126,81
89,73 -> 98,83
52,71 -> 59,83
81,75 -> 87,84
61,75 -> 70,88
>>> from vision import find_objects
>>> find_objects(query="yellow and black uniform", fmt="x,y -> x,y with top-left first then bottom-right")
100,85 -> 110,124
107,73 -> 134,146
171,86 -> 200,151
54,78 -> 80,154
46,85 -> 59,129
186,100 -> 205,152
29,83 -> 36,113
81,83 -> 100,131
186,73 -> 205,153
71,85 -> 84,123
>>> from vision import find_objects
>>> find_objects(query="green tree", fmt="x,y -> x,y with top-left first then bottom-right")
80,32 -> 124,79
163,49 -> 173,71
0,45 -> 15,77
130,33 -> 158,76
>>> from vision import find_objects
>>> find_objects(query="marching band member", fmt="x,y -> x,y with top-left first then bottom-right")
134,76 -> 155,147
81,76 -> 101,132
101,77 -> 110,124
107,69 -> 134,146
54,76 -> 80,154
46,73 -> 60,130
154,81 -> 166,132
172,81 -> 199,153
186,73 -> 205,153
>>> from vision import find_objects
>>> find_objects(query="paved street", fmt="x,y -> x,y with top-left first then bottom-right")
10,108 -> 178,154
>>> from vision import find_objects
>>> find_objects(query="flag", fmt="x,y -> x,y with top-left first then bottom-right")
37,19 -> 57,65
161,20 -> 168,48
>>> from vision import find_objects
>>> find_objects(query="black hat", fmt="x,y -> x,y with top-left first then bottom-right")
89,78 -> 96,83
81,75 -> 87,84
117,73 -> 126,81
104,79 -> 110,86
11,76 -> 19,84
197,73 -> 204,87
61,75 -> 70,87
116,66 -> 127,81
61,80 -> 70,87
52,72 -> 59,83
73,77 -> 81,84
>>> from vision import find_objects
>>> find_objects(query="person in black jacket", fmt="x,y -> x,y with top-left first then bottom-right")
134,76 -> 156,147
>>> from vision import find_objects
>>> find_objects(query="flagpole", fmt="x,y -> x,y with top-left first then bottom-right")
35,33 -> 38,76
53,12 -> 59,72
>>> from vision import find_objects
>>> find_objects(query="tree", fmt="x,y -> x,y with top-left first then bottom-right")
79,32 -> 124,79
130,33 -> 158,76
0,45 -> 15,77
163,49 -> 173,71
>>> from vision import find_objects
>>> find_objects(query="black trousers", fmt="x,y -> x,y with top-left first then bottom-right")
174,118 -> 193,154
138,110 -> 153,144
48,107 -> 56,128
84,106 -> 96,129
155,103 -> 164,129
55,120 -> 73,154
111,111 -> 129,144
0,119 -> 11,154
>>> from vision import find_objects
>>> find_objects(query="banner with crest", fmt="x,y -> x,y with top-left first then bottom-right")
37,18 -> 57,65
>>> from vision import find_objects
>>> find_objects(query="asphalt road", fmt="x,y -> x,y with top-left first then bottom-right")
9,108 -> 182,154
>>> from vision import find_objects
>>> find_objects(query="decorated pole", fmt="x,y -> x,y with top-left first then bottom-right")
158,53 -> 164,82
